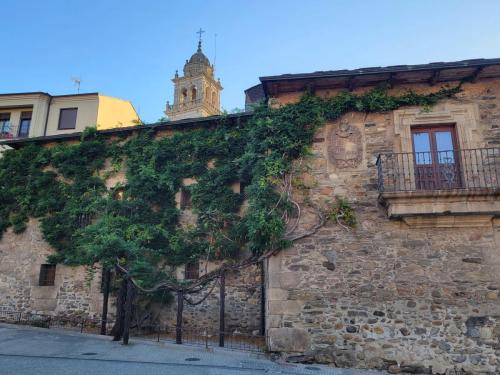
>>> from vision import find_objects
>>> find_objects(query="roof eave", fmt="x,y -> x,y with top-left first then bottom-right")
0,112 -> 253,148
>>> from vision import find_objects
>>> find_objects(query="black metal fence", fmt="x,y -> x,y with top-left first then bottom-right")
377,148 -> 500,192
0,309 -> 266,353
134,325 -> 266,352
0,309 -> 104,334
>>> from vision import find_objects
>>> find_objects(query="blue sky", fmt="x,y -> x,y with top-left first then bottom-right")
2,0 -> 500,122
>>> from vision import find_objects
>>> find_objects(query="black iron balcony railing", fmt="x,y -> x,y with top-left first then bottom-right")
0,124 -> 29,140
376,148 -> 500,192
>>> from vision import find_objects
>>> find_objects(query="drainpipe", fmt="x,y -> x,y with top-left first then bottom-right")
42,95 -> 52,136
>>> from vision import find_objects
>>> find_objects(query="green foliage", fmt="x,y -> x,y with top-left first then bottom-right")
0,85 -> 460,289
327,197 -> 357,228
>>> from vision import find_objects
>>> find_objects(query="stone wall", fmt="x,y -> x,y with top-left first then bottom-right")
0,218 -> 262,334
1,77 -> 500,373
0,219 -> 103,318
266,79 -> 500,374
157,265 -> 263,334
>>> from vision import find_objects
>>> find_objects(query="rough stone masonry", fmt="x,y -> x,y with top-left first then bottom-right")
1,65 -> 500,375
265,78 -> 500,374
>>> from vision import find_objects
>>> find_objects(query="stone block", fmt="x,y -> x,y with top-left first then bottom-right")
268,327 -> 310,352
266,314 -> 282,329
267,287 -> 288,301
267,269 -> 281,288
280,272 -> 300,289
268,300 -> 302,315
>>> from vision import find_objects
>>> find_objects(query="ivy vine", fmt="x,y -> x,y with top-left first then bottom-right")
0,84 -> 461,289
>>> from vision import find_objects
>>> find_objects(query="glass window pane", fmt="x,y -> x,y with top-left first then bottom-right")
435,131 -> 454,163
1,121 -> 11,133
412,132 -> 432,165
19,119 -> 31,137
58,108 -> 78,129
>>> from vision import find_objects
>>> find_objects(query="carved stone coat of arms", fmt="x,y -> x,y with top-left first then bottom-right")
328,121 -> 363,169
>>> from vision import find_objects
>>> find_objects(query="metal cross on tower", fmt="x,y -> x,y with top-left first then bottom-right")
196,28 -> 205,42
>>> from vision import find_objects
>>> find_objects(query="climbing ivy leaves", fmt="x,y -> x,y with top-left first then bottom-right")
0,84 -> 461,287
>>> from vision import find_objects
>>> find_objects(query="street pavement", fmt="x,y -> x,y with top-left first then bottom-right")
0,323 -> 389,375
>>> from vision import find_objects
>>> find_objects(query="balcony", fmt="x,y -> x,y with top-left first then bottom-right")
0,123 -> 28,140
376,148 -> 500,227
0,122 -> 17,140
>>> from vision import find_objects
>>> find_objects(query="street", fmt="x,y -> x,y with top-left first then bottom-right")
0,324 -> 388,375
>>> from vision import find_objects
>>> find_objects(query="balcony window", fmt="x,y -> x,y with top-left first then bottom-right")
18,111 -> 32,138
58,108 -> 78,130
411,125 -> 461,190
0,113 -> 11,137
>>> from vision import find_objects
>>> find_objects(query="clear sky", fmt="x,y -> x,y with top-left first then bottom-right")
2,0 -> 500,123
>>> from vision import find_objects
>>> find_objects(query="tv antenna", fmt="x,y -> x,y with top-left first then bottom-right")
71,77 -> 81,93
214,33 -> 217,68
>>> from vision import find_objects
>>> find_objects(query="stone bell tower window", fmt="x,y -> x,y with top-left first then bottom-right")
191,86 -> 197,101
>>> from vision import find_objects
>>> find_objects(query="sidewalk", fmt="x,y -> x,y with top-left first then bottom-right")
0,323 -> 389,375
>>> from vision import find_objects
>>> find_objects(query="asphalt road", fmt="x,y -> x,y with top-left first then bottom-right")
0,324 -> 388,375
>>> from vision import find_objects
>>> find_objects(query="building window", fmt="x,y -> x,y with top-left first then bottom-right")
0,113 -> 11,136
39,264 -> 56,286
191,86 -> 197,101
181,88 -> 188,103
18,111 -> 32,138
411,125 -> 460,190
58,108 -> 78,130
180,188 -> 192,209
185,260 -> 199,280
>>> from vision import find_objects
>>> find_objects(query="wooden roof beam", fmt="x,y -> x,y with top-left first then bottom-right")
470,66 -> 485,83
347,76 -> 355,92
429,70 -> 441,86
387,73 -> 394,88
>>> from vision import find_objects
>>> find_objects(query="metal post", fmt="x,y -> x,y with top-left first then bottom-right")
100,269 -> 111,335
176,290 -> 183,344
219,270 -> 225,347
260,261 -> 266,336
122,278 -> 134,345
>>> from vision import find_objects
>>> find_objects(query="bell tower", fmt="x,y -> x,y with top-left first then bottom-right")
165,30 -> 223,121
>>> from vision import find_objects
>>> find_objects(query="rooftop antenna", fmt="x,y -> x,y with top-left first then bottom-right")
214,33 -> 218,69
71,77 -> 81,94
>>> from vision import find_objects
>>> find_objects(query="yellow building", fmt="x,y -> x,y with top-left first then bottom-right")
0,92 -> 140,141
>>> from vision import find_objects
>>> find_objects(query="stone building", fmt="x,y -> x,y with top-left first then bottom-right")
0,113 -> 262,336
165,38 -> 223,121
1,58 -> 500,374
256,58 -> 500,374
